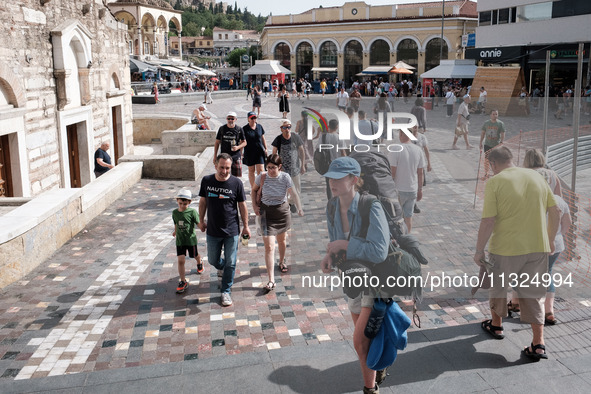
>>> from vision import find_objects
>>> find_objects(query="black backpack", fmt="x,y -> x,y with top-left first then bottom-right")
348,151 -> 405,239
313,133 -> 332,175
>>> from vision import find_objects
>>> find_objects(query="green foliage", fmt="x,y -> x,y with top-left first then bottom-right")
226,48 -> 247,67
173,1 -> 267,34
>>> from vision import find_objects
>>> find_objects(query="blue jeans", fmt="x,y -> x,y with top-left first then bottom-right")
206,235 -> 239,294
547,252 -> 560,293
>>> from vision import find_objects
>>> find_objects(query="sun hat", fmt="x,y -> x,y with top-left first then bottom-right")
323,157 -> 361,179
176,189 -> 192,199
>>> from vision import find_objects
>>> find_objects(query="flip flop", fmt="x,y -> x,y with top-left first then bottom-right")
481,319 -> 505,340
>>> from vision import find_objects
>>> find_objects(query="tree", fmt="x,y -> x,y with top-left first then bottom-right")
183,22 -> 200,37
226,48 -> 247,67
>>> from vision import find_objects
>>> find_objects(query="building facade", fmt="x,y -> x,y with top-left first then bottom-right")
213,27 -> 260,57
468,0 -> 590,88
0,0 -> 133,198
260,1 -> 478,84
179,36 -> 214,56
107,0 -> 183,59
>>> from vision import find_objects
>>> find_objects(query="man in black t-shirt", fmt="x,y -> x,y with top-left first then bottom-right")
214,111 -> 246,177
198,153 -> 250,307
94,141 -> 114,178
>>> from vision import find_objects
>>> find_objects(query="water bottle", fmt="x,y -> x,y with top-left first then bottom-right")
364,299 -> 390,339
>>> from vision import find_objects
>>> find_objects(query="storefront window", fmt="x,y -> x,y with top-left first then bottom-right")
296,42 -> 313,80
319,41 -> 337,67
369,39 -> 390,66
274,42 -> 291,68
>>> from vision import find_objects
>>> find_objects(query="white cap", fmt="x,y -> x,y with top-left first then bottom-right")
280,119 -> 291,126
463,94 -> 471,99
176,189 -> 192,199
199,104 -> 207,110
226,111 -> 237,118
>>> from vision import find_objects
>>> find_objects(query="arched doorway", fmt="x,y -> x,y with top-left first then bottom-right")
425,38 -> 448,72
397,39 -> 418,69
344,40 -> 363,85
370,39 -> 390,65
319,41 -> 337,68
296,42 -> 313,80
273,42 -> 291,69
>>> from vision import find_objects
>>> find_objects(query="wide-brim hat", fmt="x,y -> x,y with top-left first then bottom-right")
176,189 -> 192,199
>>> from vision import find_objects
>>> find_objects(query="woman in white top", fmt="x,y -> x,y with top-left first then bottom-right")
251,154 -> 303,292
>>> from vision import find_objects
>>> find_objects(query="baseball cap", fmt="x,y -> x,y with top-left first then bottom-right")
199,104 -> 207,110
226,111 -> 237,118
323,157 -> 361,179
176,189 -> 192,199
247,111 -> 257,119
280,119 -> 291,126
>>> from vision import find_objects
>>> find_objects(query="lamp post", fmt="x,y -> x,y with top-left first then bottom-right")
440,0 -> 445,64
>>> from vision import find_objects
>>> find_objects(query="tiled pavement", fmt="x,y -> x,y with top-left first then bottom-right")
1,93 -> 591,392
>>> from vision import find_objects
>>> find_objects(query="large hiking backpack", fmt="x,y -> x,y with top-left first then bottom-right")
348,151 -> 405,240
328,194 -> 423,302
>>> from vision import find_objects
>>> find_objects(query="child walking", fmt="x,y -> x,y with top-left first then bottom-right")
172,189 -> 203,294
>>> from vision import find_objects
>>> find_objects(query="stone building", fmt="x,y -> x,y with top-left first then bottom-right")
106,0 -> 183,59
260,0 -> 478,83
213,27 -> 260,57
0,0 -> 133,198
180,35 -> 214,56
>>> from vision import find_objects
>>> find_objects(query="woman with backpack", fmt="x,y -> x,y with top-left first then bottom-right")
320,157 -> 390,394
251,154 -> 303,293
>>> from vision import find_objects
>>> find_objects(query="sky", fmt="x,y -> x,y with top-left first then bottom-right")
233,0 -> 466,18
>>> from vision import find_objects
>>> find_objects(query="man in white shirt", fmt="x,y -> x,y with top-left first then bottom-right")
453,94 -> 474,150
477,86 -> 487,112
352,110 -> 378,146
445,87 -> 455,117
388,130 -> 425,233
336,87 -> 349,112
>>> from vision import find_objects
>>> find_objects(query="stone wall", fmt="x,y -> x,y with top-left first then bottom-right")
161,127 -> 216,155
0,0 -> 133,197
133,116 -> 190,144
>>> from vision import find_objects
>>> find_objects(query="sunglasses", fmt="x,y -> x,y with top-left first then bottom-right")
281,125 -> 291,129
227,117 -> 236,121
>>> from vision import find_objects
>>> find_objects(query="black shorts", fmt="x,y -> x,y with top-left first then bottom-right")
177,245 -> 198,258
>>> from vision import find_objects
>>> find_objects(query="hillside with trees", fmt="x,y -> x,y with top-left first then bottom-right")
170,1 -> 267,37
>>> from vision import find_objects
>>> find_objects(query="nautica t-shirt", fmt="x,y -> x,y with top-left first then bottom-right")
198,175 -> 245,238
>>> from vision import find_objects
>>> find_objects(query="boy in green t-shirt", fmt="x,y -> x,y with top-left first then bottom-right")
172,189 -> 203,294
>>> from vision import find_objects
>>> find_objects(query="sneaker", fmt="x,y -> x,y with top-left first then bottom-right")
217,269 -> 224,278
196,257 -> 204,274
413,204 -> 421,214
176,280 -> 188,294
363,385 -> 379,394
221,292 -> 233,307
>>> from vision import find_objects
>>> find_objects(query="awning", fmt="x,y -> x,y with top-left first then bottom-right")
194,68 -> 216,76
420,60 -> 477,79
176,66 -> 195,72
159,65 -> 184,73
243,61 -> 292,76
311,67 -> 337,72
361,66 -> 392,75
392,61 -> 416,70
129,58 -> 157,73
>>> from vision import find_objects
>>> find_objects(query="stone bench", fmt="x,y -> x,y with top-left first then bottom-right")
0,162 -> 143,288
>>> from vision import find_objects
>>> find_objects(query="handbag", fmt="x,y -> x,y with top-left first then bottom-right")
252,173 -> 267,215
455,126 -> 465,136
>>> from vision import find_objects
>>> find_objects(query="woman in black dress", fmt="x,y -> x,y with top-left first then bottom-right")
252,85 -> 262,117
278,86 -> 290,119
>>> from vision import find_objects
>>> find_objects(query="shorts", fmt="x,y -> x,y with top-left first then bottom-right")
488,252 -> 548,325
398,191 -> 417,218
348,292 -> 375,315
177,245 -> 199,258
231,157 -> 242,177
338,105 -> 346,110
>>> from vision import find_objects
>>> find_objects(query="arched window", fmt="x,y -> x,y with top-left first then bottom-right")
319,41 -> 337,67
344,40 -> 363,85
425,38 -> 448,72
396,39 -> 418,70
273,42 -> 291,68
296,42 -> 313,80
370,40 -> 390,65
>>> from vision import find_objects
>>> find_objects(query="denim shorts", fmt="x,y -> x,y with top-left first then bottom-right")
398,191 -> 417,218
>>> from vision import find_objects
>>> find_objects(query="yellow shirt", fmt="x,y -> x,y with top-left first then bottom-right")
482,167 -> 556,256
320,81 -> 327,90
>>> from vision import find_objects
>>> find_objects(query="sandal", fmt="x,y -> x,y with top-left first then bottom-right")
523,343 -> 548,360
481,319 -> 505,340
507,301 -> 520,317
279,260 -> 289,273
263,281 -> 275,294
544,312 -> 557,326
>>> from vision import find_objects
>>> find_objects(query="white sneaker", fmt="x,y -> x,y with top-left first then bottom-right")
221,292 -> 233,306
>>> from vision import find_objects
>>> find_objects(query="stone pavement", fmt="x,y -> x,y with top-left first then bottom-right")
1,92 -> 591,393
